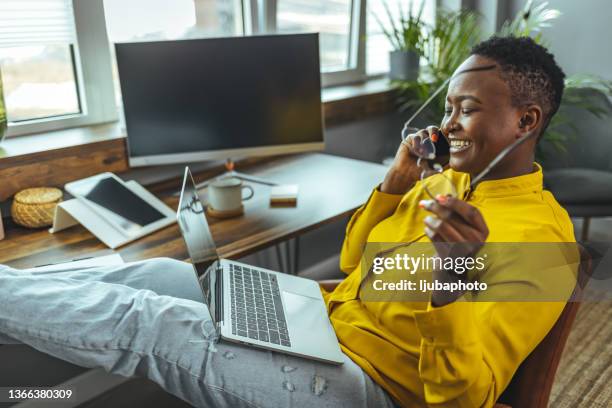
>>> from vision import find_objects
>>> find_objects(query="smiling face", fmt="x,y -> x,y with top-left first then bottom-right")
440,55 -> 534,178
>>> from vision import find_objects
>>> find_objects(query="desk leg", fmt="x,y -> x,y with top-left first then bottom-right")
285,241 -> 292,275
275,244 -> 284,273
276,238 -> 300,275
293,236 -> 300,276
581,217 -> 591,241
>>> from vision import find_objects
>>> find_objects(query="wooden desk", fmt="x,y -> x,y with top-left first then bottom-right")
0,153 -> 388,269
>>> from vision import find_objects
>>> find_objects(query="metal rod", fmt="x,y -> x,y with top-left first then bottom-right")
581,217 -> 591,242
469,132 -> 537,189
403,77 -> 452,128
293,236 -> 300,275
284,240 -> 292,275
275,244 -> 285,273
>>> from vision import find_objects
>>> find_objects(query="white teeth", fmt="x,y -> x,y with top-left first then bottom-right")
449,139 -> 472,152
450,139 -> 472,148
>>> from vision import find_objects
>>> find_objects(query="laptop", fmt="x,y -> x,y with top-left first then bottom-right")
177,167 -> 344,364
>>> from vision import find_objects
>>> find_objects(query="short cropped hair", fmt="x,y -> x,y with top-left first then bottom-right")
470,36 -> 565,135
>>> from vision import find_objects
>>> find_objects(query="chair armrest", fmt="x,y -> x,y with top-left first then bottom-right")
318,279 -> 343,292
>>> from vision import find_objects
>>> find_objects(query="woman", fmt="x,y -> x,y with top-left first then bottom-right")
0,36 -> 576,407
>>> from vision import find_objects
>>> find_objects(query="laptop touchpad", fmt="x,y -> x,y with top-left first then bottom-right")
282,291 -> 325,329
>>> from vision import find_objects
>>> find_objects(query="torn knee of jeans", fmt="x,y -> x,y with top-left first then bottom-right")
282,380 -> 296,392
201,320 -> 217,339
206,341 -> 218,353
311,375 -> 328,396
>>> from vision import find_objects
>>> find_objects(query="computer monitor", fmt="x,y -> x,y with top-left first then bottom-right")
115,33 -> 324,167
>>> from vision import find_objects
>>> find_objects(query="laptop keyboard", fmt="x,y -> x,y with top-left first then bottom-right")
229,264 -> 291,347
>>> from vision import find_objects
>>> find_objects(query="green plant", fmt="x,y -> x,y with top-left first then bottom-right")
391,0 -> 612,158
371,0 -> 428,55
499,0 -> 560,41
540,74 -> 612,157
395,8 -> 482,124
500,0 -> 612,159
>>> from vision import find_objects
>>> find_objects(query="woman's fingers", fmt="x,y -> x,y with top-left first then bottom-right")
402,126 -> 441,158
426,125 -> 440,142
419,198 -> 488,242
436,196 -> 489,236
423,210 -> 483,261
424,215 -> 463,242
423,209 -> 482,243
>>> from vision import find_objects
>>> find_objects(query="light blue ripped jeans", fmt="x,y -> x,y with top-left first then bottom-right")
0,258 -> 397,408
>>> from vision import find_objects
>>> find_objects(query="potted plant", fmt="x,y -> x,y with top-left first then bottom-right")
372,0 -> 427,81
395,8 -> 481,123
392,0 -> 612,159
499,0 -> 612,159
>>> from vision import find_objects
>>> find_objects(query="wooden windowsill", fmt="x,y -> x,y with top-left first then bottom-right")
0,78 -> 397,200
0,122 -> 125,158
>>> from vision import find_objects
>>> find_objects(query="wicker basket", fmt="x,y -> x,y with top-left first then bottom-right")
11,187 -> 63,228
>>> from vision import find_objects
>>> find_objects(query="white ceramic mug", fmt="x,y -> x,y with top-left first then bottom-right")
208,177 -> 254,212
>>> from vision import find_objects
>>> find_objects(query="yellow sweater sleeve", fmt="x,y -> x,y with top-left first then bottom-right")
339,186 -> 403,274
413,299 -> 567,407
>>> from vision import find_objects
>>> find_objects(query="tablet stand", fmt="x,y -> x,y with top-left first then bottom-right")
50,181 -> 175,249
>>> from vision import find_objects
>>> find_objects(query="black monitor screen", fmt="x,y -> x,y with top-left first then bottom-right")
115,34 -> 323,162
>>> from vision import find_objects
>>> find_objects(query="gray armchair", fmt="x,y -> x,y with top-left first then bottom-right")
541,89 -> 612,241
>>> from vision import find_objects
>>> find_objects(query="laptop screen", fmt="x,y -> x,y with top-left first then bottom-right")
177,167 -> 221,323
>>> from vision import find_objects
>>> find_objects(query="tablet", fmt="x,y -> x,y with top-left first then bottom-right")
65,173 -> 172,237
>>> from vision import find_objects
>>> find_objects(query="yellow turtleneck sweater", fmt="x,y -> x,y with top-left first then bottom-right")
323,164 -> 578,407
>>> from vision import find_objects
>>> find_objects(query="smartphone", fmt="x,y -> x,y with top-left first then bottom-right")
434,129 -> 450,158
435,131 -> 450,166
65,173 -> 168,236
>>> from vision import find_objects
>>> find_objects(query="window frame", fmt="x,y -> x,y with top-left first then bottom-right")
2,0 -> 430,138
253,0 -> 369,87
4,0 -> 117,138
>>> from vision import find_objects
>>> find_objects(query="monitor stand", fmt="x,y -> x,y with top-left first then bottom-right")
194,159 -> 279,190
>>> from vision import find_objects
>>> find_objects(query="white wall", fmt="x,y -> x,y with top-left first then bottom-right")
510,0 -> 612,80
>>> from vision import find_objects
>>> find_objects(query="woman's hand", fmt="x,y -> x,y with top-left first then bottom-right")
420,195 -> 489,306
380,126 -> 441,195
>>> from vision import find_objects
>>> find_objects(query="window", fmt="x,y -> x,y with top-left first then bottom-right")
263,0 -> 362,86
0,0 -> 117,137
0,0 -> 80,123
103,0 -> 244,106
276,0 -> 354,72
103,0 -> 243,43
263,0 -> 434,86
0,44 -> 80,122
366,0 -> 435,75
0,0 -> 437,138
